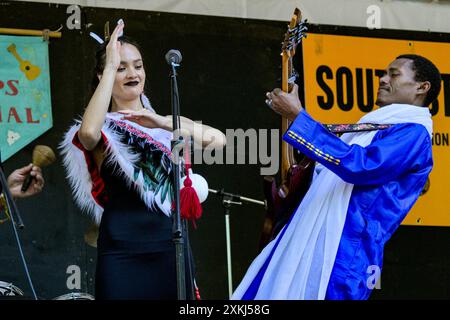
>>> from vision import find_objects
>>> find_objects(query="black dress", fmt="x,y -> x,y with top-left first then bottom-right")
95,159 -> 194,300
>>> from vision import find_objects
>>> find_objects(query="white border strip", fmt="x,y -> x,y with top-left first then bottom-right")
19,0 -> 450,33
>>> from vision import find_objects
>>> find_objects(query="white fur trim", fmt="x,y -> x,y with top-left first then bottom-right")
59,122 -> 104,225
141,93 -> 156,113
59,116 -> 173,225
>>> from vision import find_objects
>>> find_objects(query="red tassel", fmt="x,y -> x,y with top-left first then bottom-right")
195,285 -> 201,300
173,163 -> 203,228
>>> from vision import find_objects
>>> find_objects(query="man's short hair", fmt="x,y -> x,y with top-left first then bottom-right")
396,54 -> 442,107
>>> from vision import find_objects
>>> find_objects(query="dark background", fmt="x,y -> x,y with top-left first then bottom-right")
0,0 -> 448,300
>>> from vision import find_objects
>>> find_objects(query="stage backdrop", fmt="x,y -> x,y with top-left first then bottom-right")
0,1 -> 449,300
302,33 -> 450,227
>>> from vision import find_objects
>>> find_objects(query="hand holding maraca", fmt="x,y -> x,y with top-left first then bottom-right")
10,145 -> 56,198
8,164 -> 44,198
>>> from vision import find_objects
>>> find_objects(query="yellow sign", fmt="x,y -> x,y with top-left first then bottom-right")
302,33 -> 450,226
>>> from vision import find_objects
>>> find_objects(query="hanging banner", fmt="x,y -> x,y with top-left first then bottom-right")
0,35 -> 52,161
302,33 -> 450,227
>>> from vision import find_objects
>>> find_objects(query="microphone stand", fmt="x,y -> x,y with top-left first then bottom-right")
208,188 -> 266,299
0,153 -> 38,300
0,166 -> 24,229
169,58 -> 194,300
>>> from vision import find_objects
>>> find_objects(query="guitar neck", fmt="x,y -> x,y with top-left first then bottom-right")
281,52 -> 296,180
278,7 -> 307,181
7,45 -> 23,63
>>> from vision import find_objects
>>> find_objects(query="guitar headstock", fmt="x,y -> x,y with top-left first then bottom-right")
281,8 -> 308,57
281,8 -> 308,93
6,43 -> 16,53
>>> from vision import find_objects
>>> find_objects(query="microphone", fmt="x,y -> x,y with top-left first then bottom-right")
165,49 -> 182,65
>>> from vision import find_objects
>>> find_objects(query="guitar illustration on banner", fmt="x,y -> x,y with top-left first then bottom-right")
7,43 -> 41,81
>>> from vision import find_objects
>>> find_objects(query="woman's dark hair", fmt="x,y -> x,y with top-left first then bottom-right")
396,54 -> 442,107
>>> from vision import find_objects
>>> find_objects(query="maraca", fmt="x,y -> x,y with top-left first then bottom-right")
21,145 -> 56,192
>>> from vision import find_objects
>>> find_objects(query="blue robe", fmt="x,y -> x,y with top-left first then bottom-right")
241,110 -> 432,300
282,110 -> 433,299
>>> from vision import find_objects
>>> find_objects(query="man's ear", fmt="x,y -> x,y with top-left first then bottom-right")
417,81 -> 431,95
